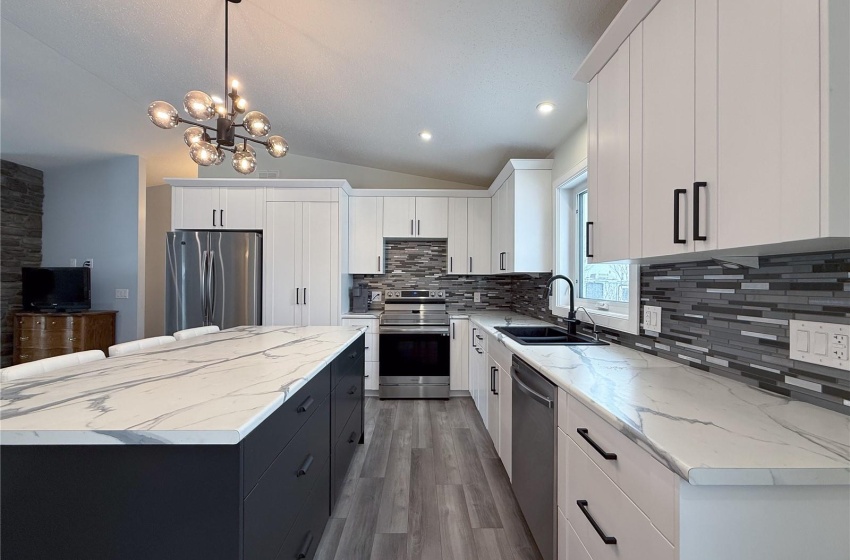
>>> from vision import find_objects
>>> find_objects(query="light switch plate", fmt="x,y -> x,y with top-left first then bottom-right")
115,289 -> 129,299
790,320 -> 850,371
474,292 -> 482,303
370,291 -> 382,303
643,305 -> 662,333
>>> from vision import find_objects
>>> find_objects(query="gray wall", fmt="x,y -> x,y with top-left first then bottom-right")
42,156 -> 146,343
0,160 -> 44,366
512,252 -> 850,415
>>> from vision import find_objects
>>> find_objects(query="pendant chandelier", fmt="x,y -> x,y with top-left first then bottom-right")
147,0 -> 288,174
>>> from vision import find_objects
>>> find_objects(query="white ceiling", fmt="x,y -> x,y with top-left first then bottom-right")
1,0 -> 624,186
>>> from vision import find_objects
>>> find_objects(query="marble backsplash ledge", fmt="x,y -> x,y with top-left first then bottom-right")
353,240 -> 513,312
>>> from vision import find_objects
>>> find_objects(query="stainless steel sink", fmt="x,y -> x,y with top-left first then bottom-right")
495,325 -> 608,346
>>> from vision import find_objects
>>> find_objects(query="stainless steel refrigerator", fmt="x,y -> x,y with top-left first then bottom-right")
165,231 -> 261,334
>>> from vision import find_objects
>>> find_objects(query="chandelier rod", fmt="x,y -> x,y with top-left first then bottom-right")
224,0 -> 229,112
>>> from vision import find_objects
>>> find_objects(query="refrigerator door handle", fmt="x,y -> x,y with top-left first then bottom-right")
208,251 -> 216,324
201,250 -> 209,325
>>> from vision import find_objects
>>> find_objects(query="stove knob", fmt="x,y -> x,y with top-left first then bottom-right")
429,291 -> 436,298
437,291 -> 445,297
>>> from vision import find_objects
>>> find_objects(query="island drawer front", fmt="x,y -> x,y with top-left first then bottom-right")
242,365 -> 330,494
332,373 -> 363,442
331,334 -> 365,388
567,395 -> 679,546
274,458 -> 331,560
332,403 -> 363,507
243,395 -> 331,560
567,435 -> 675,560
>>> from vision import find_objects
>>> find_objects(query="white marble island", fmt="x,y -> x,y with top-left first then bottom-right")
1,325 -> 367,560
1,325 -> 363,445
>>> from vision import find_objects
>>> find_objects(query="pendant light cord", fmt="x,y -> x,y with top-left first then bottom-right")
224,0 -> 229,113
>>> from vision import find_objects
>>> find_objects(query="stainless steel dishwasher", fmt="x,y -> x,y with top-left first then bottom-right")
511,355 -> 557,560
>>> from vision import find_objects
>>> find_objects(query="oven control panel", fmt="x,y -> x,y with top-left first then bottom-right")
385,290 -> 445,300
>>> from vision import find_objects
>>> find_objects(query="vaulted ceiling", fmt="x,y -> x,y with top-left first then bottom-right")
1,0 -> 624,186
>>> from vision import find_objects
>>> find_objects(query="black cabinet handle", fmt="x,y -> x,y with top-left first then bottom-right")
472,327 -> 477,348
693,181 -> 707,241
452,323 -> 455,339
296,395 -> 314,413
296,454 -> 314,477
410,219 -> 414,235
469,256 -> 473,272
417,219 -> 421,235
450,256 -> 453,272
212,209 -> 217,227
576,428 -> 617,460
585,221 -> 594,258
303,288 -> 307,305
296,531 -> 314,559
347,385 -> 357,395
296,287 -> 300,305
577,500 -> 617,545
348,431 -> 357,444
349,351 -> 358,359
673,188 -> 687,244
378,255 -> 381,271
490,366 -> 496,393
220,209 -> 224,227
494,368 -> 499,395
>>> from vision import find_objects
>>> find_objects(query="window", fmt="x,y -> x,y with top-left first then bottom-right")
552,161 -> 639,334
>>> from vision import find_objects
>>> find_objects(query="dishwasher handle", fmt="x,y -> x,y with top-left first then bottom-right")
511,368 -> 553,408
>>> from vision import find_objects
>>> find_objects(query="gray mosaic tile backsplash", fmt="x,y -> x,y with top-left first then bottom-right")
512,251 -> 850,415
353,241 -> 513,312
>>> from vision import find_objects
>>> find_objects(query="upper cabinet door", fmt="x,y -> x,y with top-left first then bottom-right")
499,174 -> 516,272
349,197 -> 384,274
468,198 -> 491,275
383,197 -> 417,238
219,187 -> 264,230
415,197 -> 449,238
595,39 -> 631,262
586,76 -> 599,264
715,0 -> 821,249
491,185 -> 505,273
641,0 -> 696,258
301,202 -> 335,326
174,187 -> 219,230
447,198 -> 469,274
264,202 -> 303,327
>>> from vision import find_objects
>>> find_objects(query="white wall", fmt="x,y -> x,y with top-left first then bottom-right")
144,184 -> 171,337
42,156 -> 146,343
199,152 -> 484,190
549,120 -> 588,184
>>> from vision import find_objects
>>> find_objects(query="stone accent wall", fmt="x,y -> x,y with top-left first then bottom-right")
1,160 -> 44,367
353,240 -> 513,313
511,251 -> 850,414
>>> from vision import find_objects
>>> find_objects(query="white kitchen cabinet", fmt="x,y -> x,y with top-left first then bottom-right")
485,354 -> 500,454
468,324 -> 487,418
497,362 -> 512,479
586,77 -> 599,264
342,316 -> 380,393
591,37 -> 632,263
490,164 -> 552,274
383,197 -> 448,239
265,201 -> 337,327
172,186 -> 264,230
450,318 -> 469,391
348,197 -> 384,274
447,198 -> 491,275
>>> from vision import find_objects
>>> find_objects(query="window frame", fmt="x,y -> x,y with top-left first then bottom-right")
551,160 -> 640,334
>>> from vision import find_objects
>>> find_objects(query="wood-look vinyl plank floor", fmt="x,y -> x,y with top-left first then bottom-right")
319,397 -> 542,560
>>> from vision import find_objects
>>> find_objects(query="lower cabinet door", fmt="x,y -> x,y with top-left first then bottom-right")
332,405 -> 363,507
365,362 -> 379,391
498,366 -> 512,479
275,459 -> 331,560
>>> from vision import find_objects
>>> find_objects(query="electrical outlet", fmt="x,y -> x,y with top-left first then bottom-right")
473,292 -> 482,303
790,320 -> 850,371
643,305 -> 662,332
69,258 -> 77,267
115,289 -> 129,299
370,291 -> 382,303
83,259 -> 94,269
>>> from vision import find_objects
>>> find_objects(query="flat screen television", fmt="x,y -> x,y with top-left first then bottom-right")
22,267 -> 91,312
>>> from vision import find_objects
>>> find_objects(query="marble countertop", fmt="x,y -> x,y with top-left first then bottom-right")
0,326 -> 363,446
467,312 -> 850,486
341,312 -> 382,319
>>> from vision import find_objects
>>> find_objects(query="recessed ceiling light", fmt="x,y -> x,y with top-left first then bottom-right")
537,102 -> 555,114
419,131 -> 432,141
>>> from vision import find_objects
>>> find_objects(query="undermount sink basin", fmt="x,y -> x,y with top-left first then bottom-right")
495,325 -> 608,346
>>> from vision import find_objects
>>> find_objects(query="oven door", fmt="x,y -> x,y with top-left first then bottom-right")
379,327 -> 450,398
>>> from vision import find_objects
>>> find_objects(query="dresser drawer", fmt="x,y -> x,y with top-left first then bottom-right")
242,366 -> 330,494
331,335 -> 365,388
243,395 -> 331,560
332,402 -> 362,507
16,329 -> 78,350
567,395 -> 678,545
13,349 -> 62,364
16,316 -> 74,331
274,458 -> 331,560
332,373 -> 362,442
566,435 -> 675,560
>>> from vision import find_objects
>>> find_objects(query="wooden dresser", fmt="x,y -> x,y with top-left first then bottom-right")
13,311 -> 118,365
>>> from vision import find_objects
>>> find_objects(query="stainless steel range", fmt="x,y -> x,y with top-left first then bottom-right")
379,289 -> 450,399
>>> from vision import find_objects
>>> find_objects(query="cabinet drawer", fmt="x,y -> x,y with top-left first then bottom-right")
274,458 -> 331,560
13,349 -> 63,364
16,329 -> 78,350
567,395 -> 678,545
331,335 -> 365,388
332,373 -> 362,443
244,395 -> 330,560
488,332 -> 512,371
364,333 -> 378,362
567,435 -> 675,560
332,403 -> 363,507
242,366 -> 330,493
365,362 -> 379,391
470,323 -> 487,352
565,516 -> 593,560
340,317 -> 379,334
17,316 -> 74,331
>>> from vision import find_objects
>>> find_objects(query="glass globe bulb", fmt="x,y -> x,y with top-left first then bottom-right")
183,91 -> 216,121
189,141 -> 219,166
267,135 -> 289,158
232,150 -> 257,174
183,126 -> 206,147
236,143 -> 256,157
243,111 -> 271,137
147,101 -> 179,129
213,147 -> 226,165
